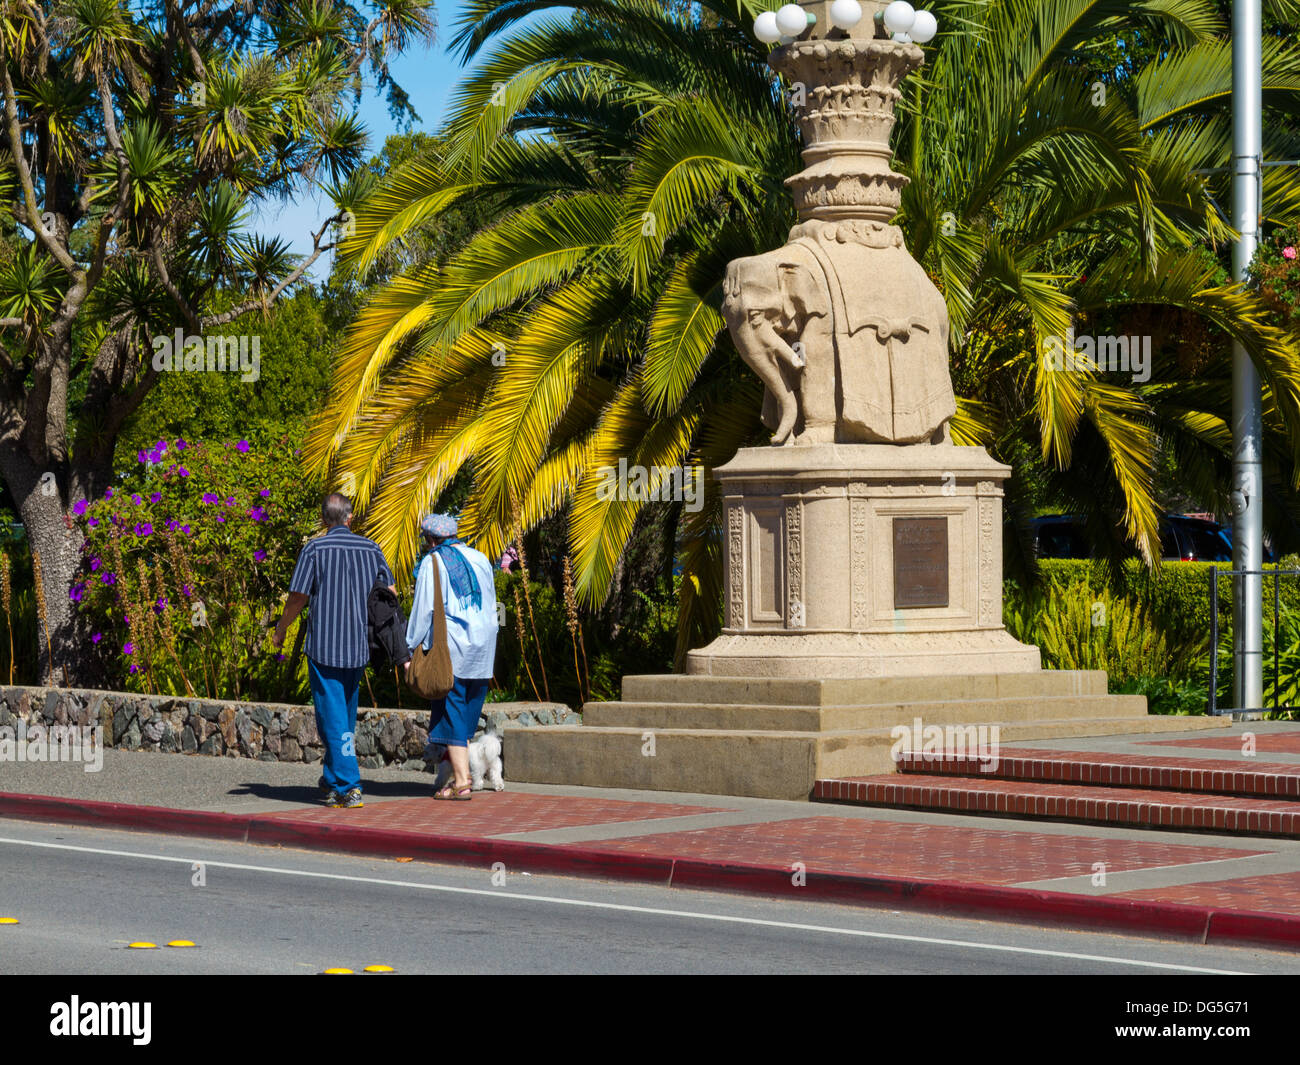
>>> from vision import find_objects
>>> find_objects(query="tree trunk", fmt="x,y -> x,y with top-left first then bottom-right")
0,447 -> 106,687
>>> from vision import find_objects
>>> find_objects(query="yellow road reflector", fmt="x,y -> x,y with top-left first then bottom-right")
322,968 -> 354,974
128,942 -> 157,949
166,940 -> 197,948
395,857 -> 414,863
363,965 -> 395,973
0,918 -> 18,925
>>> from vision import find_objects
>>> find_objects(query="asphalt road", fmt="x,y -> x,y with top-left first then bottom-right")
1,819 -> 1298,976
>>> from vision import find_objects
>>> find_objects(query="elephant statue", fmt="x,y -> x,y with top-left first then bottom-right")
722,220 -> 957,446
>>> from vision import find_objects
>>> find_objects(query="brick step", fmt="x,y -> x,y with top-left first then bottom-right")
897,748 -> 1300,799
814,773 -> 1300,838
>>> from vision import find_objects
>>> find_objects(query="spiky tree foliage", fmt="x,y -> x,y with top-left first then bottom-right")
0,0 -> 434,683
311,0 -> 1300,661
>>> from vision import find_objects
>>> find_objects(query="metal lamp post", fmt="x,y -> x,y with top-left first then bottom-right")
1232,0 -> 1264,712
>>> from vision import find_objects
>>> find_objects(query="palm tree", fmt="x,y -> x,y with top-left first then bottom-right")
309,0 -> 1300,660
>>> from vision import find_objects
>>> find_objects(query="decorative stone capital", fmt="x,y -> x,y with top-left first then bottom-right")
771,33 -> 923,222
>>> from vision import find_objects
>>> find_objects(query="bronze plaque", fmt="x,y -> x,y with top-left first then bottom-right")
893,517 -> 949,609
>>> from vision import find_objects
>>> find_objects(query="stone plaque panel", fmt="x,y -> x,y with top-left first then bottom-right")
893,517 -> 949,609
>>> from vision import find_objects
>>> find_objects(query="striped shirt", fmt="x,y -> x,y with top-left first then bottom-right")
288,526 -> 395,669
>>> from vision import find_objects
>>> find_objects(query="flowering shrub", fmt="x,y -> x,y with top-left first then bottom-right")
1250,223 -> 1300,333
71,437 -> 322,699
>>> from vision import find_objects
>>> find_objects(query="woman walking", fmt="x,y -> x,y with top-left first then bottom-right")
406,513 -> 500,799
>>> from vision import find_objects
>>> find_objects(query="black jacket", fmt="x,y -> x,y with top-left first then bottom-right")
367,577 -> 410,669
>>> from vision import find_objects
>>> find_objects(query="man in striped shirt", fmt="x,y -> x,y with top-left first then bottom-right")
272,493 -> 396,809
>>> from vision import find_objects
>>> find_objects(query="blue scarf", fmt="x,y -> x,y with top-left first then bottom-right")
414,536 -> 482,610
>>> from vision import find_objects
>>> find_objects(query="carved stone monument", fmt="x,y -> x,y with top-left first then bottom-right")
503,1 -> 1210,801
688,0 -> 1037,677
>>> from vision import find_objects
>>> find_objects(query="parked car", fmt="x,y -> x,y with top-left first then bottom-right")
1028,513 -> 1271,562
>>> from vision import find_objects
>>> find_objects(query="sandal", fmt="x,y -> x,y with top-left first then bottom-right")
434,783 -> 473,801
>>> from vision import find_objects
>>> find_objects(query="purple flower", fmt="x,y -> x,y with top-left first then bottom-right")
216,514 -> 226,523
181,583 -> 193,598
134,522 -> 153,537
137,450 -> 146,463
177,467 -> 190,477
202,492 -> 219,504
248,506 -> 267,523
129,664 -> 139,674
69,583 -> 84,603
181,524 -> 191,536
225,496 -> 235,506
253,549 -> 266,562
150,492 -> 161,503
236,440 -> 249,453
123,641 -> 134,655
153,596 -> 167,614
89,557 -> 101,571
155,439 -> 167,453
131,494 -> 142,505
101,572 -> 116,585
166,519 -> 179,531
259,488 -> 270,498
73,500 -> 88,516
91,633 -> 102,644
104,488 -> 113,499
176,439 -> 187,450
88,518 -> 99,528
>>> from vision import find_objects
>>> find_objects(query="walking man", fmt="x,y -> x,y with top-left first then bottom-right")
273,493 -> 395,808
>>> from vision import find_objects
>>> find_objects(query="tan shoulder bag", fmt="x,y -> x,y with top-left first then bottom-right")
407,553 -> 454,700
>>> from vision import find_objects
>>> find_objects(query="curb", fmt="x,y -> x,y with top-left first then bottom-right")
3,790 -> 1300,952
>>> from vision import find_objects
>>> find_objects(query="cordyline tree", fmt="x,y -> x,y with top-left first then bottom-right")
0,0 -> 433,683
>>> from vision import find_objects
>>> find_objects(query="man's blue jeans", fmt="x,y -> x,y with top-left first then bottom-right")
308,658 -> 363,794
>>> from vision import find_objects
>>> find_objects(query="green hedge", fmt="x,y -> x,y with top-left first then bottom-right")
1024,557 -> 1300,643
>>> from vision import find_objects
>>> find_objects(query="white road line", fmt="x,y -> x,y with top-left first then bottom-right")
0,835 -> 1247,974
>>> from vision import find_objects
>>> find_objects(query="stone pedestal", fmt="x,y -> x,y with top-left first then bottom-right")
685,442 -> 1040,678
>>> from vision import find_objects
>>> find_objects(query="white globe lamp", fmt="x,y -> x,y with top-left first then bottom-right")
828,0 -> 862,30
910,9 -> 937,43
775,3 -> 809,37
882,1 -> 916,39
753,10 -> 781,42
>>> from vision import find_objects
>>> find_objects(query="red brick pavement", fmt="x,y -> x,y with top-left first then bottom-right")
826,774 -> 1300,836
1144,734 -> 1300,755
570,817 -> 1266,884
257,792 -> 731,837
1118,872 -> 1300,917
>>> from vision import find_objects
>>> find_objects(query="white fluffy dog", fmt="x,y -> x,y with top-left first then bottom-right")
427,731 -> 504,792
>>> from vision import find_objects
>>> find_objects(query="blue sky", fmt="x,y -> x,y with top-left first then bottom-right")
252,0 -> 473,277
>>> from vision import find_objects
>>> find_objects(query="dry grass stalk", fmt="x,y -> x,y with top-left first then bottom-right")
31,551 -> 56,684
513,583 -> 541,702
508,486 -> 549,700
0,551 -> 12,684
562,556 -> 589,705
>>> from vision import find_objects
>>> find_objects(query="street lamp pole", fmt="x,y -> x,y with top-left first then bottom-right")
1231,0 -> 1264,711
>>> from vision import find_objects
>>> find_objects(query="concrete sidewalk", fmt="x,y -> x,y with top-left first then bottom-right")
4,735 -> 1300,951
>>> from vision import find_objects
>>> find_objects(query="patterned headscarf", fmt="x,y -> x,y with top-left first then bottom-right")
416,513 -> 481,609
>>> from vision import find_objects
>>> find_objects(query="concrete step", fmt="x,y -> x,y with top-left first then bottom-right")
896,748 -> 1300,800
583,695 -> 1151,732
816,772 -> 1300,838
619,670 -> 1110,707
505,714 -> 1230,801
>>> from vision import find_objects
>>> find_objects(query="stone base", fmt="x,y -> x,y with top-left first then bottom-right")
702,442 -> 1038,679
505,671 -> 1230,800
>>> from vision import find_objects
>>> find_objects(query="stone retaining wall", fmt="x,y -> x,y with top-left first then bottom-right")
0,687 -> 577,770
